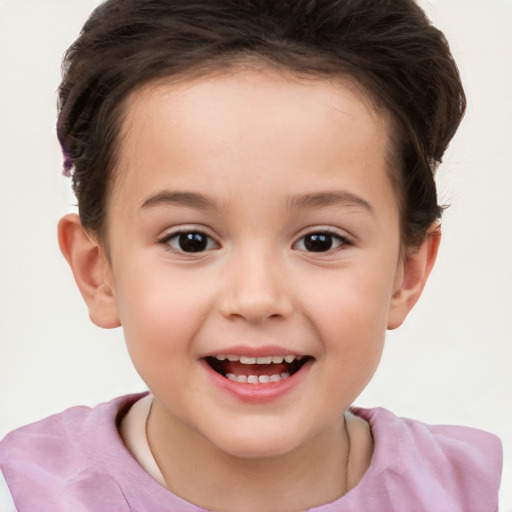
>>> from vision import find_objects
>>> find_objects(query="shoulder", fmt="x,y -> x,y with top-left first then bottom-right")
0,393 -> 147,512
350,407 -> 502,512
0,393 -> 140,463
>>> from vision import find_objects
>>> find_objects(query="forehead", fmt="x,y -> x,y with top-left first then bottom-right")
124,68 -> 389,137
111,68 -> 396,215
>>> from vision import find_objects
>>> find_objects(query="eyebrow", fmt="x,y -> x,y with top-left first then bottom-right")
139,189 -> 374,215
287,191 -> 375,215
140,190 -> 217,211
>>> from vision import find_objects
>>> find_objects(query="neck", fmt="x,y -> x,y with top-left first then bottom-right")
146,402 -> 351,512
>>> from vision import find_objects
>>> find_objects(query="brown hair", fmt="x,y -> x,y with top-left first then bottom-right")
58,0 -> 465,246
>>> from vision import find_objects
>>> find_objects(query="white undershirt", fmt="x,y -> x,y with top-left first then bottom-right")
119,394 -> 167,488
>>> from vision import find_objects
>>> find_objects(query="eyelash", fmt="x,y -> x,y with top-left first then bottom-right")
293,230 -> 352,254
159,228 -> 351,255
159,230 -> 218,254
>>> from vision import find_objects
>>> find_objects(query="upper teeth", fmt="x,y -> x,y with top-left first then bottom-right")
215,354 -> 303,364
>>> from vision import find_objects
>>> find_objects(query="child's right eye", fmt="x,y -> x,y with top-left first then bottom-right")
161,231 -> 218,253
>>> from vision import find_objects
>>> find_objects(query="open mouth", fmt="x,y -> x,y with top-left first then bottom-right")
205,354 -> 312,384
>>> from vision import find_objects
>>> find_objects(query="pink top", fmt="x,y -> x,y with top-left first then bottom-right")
0,393 -> 502,512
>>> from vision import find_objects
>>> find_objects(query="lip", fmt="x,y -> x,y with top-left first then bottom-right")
200,350 -> 313,403
200,345 -> 308,359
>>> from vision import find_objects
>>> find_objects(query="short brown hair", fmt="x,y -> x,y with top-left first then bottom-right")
58,0 -> 465,246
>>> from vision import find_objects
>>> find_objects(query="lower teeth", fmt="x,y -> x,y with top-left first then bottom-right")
226,373 -> 290,384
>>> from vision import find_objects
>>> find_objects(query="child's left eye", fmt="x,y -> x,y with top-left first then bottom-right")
294,232 -> 349,253
162,231 -> 218,253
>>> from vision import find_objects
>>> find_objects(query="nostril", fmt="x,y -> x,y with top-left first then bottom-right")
220,295 -> 293,323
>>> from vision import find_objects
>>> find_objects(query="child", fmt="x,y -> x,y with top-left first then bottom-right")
0,0 -> 503,510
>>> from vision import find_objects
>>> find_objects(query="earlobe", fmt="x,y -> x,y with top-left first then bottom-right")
58,214 -> 121,329
387,224 -> 441,330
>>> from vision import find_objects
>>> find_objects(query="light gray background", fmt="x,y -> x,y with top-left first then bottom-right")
1,0 -> 511,508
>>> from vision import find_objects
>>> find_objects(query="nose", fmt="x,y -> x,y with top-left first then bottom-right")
219,248 -> 293,323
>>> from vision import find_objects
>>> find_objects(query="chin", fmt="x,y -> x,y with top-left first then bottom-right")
206,424 -> 309,460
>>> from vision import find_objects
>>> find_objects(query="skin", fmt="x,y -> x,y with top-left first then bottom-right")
59,68 -> 439,511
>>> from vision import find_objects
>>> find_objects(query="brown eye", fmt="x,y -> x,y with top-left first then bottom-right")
295,232 -> 348,253
304,234 -> 334,252
165,232 -> 217,253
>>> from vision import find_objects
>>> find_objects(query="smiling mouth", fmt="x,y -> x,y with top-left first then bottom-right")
205,354 -> 311,384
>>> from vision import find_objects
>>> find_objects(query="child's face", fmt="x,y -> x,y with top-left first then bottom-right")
103,69 -> 407,458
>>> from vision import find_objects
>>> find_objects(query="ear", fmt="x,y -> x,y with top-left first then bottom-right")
387,224 -> 441,330
58,214 -> 120,329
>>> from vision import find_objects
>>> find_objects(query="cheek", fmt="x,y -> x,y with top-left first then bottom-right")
113,265 -> 212,360
316,298 -> 387,407
304,263 -> 396,333
302,263 -> 395,372
117,286 -> 202,393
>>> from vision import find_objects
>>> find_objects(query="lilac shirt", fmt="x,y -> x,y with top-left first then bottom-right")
0,393 -> 502,511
